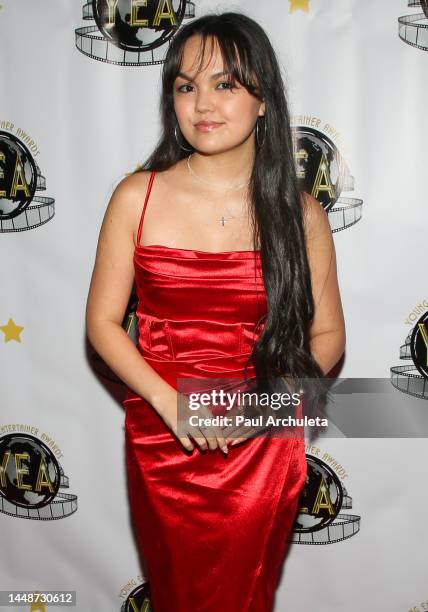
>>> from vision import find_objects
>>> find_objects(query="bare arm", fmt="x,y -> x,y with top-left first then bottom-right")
85,172 -> 176,410
301,192 -> 346,375
85,172 -> 228,454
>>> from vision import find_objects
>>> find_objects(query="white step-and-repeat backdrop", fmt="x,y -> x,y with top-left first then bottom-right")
1,1 -> 427,610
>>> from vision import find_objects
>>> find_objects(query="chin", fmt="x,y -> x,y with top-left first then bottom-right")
195,141 -> 240,155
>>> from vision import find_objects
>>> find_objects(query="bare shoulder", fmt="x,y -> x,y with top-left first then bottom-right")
299,191 -> 331,241
113,165 -> 180,200
112,169 -> 154,202
104,170 -> 154,237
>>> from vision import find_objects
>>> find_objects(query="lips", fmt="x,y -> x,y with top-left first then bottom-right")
194,122 -> 224,132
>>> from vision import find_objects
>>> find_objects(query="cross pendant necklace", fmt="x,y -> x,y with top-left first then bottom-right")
218,211 -> 247,228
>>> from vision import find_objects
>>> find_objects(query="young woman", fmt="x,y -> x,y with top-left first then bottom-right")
86,11 -> 345,612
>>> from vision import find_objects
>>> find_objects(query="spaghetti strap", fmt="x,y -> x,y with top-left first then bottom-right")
136,170 -> 156,247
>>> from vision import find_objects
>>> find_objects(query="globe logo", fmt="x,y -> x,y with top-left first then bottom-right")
92,0 -> 187,52
0,129 -> 55,234
293,455 -> 343,533
410,311 -> 428,380
292,125 -> 363,232
0,434 -> 60,509
122,581 -> 152,611
289,453 -> 361,544
390,308 -> 428,400
75,0 -> 195,66
293,126 -> 348,213
0,131 -> 38,221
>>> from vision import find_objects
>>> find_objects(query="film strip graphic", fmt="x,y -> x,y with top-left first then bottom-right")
398,0 -> 428,51
0,463 -> 78,520
292,511 -> 361,545
328,195 -> 363,234
325,167 -> 363,233
390,328 -> 428,400
75,1 -> 195,66
291,486 -> 360,545
1,195 -> 55,233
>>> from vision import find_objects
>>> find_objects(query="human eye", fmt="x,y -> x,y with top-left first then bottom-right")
217,80 -> 236,90
176,83 -> 193,93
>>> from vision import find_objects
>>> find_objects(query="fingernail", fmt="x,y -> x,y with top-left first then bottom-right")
222,445 -> 228,454
230,440 -> 238,446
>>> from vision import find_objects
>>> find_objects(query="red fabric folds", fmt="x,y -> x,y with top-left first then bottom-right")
123,241 -> 307,611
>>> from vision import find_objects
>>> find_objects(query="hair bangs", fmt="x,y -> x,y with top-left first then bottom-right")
171,28 -> 262,98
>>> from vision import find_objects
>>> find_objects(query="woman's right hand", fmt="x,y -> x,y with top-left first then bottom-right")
155,390 -> 230,455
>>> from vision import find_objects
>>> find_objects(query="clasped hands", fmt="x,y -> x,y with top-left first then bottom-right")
176,376 -> 299,454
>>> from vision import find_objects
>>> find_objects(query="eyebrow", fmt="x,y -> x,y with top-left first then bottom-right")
176,70 -> 230,82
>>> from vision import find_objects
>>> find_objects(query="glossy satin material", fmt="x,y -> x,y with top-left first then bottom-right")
123,171 -> 307,611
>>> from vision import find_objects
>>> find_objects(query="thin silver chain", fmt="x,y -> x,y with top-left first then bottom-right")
186,154 -> 249,226
186,153 -> 250,191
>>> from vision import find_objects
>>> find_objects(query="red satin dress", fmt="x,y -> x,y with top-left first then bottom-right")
123,170 -> 307,611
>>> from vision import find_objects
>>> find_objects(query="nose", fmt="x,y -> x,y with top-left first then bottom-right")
194,87 -> 215,114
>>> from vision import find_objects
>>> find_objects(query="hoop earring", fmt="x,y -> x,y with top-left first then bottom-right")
174,125 -> 193,152
256,116 -> 267,149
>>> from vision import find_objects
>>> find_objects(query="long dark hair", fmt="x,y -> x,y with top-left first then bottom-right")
135,11 -> 329,418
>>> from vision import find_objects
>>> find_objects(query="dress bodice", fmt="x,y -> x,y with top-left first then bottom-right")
133,242 -> 267,363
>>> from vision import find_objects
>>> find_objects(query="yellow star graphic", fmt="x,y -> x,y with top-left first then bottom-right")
289,0 -> 310,13
0,318 -> 24,342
